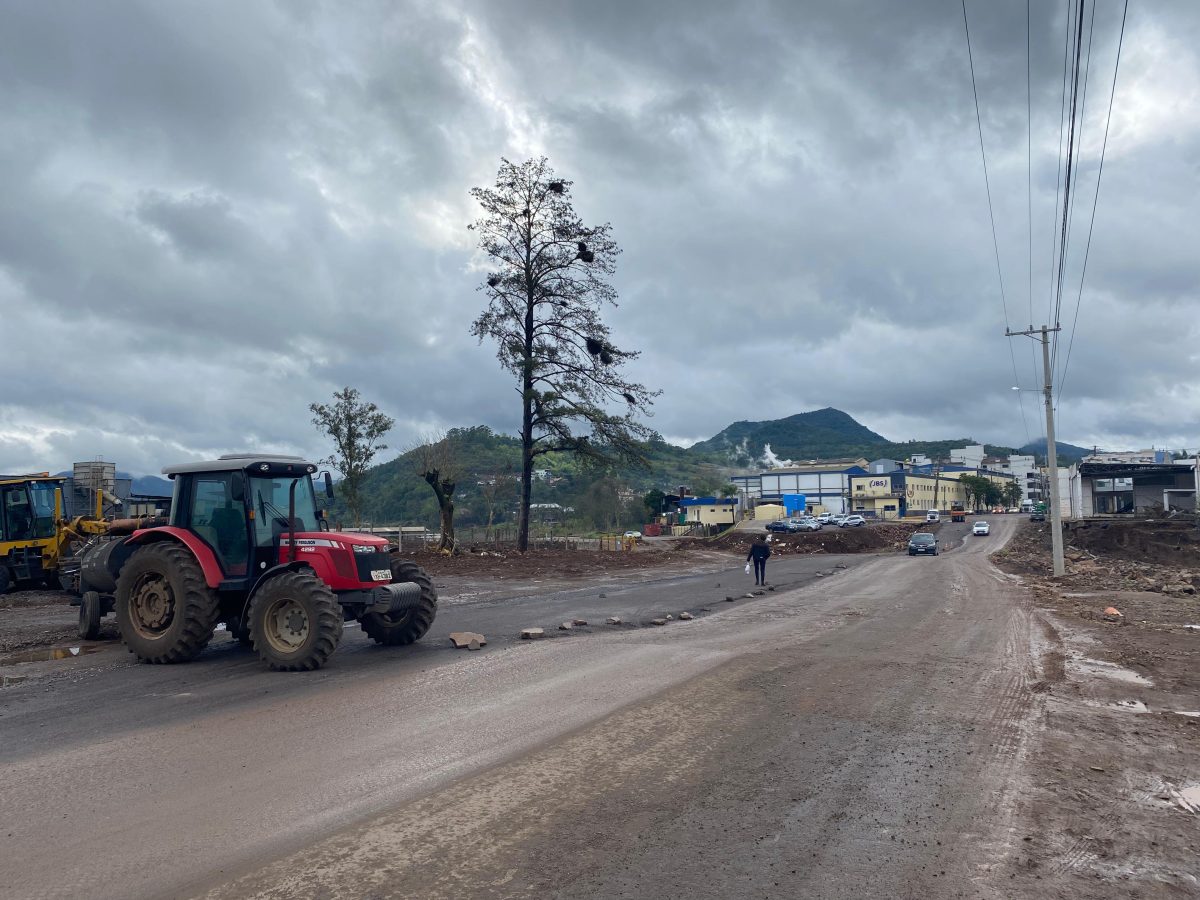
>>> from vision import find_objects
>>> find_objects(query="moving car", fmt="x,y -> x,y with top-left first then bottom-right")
973,521 -> 990,536
840,515 -> 867,527
908,533 -> 938,556
925,510 -> 941,523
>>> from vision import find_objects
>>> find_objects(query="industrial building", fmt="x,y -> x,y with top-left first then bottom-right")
847,467 -> 1014,519
1068,452 -> 1198,516
728,460 -> 869,516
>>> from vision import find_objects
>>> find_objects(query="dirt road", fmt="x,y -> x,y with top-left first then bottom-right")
0,518 -> 1191,897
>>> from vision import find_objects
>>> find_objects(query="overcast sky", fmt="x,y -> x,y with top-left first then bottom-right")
1,0 -> 1197,477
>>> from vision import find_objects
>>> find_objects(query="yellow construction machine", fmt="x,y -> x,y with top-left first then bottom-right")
0,474 -> 123,593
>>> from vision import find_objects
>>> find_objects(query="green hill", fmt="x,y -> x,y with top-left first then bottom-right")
688,407 -> 887,464
337,410 -> 1029,529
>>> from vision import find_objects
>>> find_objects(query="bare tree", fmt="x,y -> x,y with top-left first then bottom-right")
470,157 -> 658,551
478,468 -> 518,528
412,432 -> 461,553
309,387 -> 394,527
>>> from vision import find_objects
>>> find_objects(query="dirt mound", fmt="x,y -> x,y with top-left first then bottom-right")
698,522 -> 929,556
1063,517 -> 1200,566
396,545 -> 700,577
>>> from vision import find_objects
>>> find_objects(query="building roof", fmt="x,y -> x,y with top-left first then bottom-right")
162,455 -> 318,477
678,497 -> 739,506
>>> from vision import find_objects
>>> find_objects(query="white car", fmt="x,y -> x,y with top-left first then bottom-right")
829,514 -> 849,527
840,515 -> 867,527
623,530 -> 642,540
973,521 -> 990,536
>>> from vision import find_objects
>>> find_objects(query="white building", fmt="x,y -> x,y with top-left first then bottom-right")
992,454 -> 1043,507
949,444 -> 986,469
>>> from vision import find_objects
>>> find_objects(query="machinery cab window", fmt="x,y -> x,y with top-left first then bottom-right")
1,485 -> 35,542
186,473 -> 250,576
249,476 -> 318,549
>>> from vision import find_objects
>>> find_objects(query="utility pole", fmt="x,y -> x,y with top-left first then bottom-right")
1008,325 -> 1065,576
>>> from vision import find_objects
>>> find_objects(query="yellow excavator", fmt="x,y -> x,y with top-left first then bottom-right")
0,474 -> 132,594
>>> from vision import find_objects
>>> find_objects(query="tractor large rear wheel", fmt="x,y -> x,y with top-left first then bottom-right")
359,560 -> 437,646
115,543 -> 220,663
248,570 -> 343,671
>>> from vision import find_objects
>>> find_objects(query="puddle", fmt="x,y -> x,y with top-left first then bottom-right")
0,644 -> 104,666
1067,655 -> 1154,686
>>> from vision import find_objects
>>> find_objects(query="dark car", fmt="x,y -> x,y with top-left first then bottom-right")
766,520 -> 798,533
1029,511 -> 1046,522
908,533 -> 939,556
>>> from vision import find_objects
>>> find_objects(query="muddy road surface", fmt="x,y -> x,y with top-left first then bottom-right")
1,518 -> 1188,898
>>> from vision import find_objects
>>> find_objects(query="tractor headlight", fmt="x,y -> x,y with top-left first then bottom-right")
353,544 -> 379,554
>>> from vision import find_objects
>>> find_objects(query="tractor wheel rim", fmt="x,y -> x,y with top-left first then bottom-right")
264,598 -> 309,654
130,573 -> 174,638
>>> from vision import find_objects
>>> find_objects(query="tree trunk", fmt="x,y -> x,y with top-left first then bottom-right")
438,498 -> 455,553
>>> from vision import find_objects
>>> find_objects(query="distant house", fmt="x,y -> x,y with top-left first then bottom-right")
678,497 -> 739,527
1069,454 -> 1197,516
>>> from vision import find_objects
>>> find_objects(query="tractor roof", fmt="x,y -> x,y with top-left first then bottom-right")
162,455 -> 318,477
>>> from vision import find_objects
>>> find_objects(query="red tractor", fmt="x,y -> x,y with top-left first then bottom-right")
75,455 -> 436,671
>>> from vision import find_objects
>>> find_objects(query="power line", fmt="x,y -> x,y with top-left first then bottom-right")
1050,0 -> 1086,372
1026,0 -> 1042,420
1047,0 -> 1076,331
1054,0 -> 1097,379
1058,0 -> 1129,406
961,0 -> 1032,445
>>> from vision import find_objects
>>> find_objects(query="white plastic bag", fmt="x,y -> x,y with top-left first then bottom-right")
744,562 -> 751,574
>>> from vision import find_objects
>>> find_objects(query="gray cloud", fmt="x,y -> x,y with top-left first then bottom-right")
1,0 -> 1198,479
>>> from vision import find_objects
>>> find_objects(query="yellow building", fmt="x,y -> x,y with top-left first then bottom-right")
678,497 -> 739,526
848,469 -> 1014,519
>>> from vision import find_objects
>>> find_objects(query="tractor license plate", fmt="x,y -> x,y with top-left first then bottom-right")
371,570 -> 392,582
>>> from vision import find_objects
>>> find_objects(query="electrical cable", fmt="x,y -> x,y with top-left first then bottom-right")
1055,0 -> 1097,380
1057,0 -> 1129,407
1051,0 -> 1085,373
961,0 -> 1032,445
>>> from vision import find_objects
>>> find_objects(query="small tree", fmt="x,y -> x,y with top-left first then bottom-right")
470,157 -> 658,551
412,431 -> 461,553
642,488 -> 666,522
309,387 -> 394,527
1002,480 -> 1023,508
479,468 -> 519,528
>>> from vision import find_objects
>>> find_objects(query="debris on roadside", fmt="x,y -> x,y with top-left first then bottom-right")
520,628 -> 545,640
448,631 -> 487,649
572,618 -> 588,626
679,612 -> 694,620
558,622 -> 574,631
606,616 -> 622,625
650,618 -> 667,626
1102,606 -> 1124,623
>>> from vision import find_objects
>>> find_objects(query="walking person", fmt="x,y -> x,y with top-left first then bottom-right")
747,533 -> 771,586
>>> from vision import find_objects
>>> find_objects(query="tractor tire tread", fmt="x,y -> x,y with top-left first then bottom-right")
115,542 -> 220,664
248,570 -> 342,672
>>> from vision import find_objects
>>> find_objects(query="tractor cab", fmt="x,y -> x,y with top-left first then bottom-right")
162,455 -> 331,587
0,475 -> 65,591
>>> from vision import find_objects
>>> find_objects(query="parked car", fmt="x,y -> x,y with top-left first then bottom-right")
908,533 -> 939,556
1029,510 -> 1046,522
973,521 -> 990,536
623,530 -> 642,541
792,517 -> 822,532
766,520 -> 798,533
829,514 -> 849,527
816,513 -> 836,525
840,515 -> 867,527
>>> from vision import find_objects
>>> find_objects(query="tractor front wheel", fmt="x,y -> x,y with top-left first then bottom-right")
78,591 -> 102,640
359,560 -> 437,646
0,565 -> 11,595
248,570 -> 343,671
115,543 -> 220,663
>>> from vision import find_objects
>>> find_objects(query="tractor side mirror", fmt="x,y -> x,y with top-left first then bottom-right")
323,472 -> 334,499
230,472 -> 246,503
